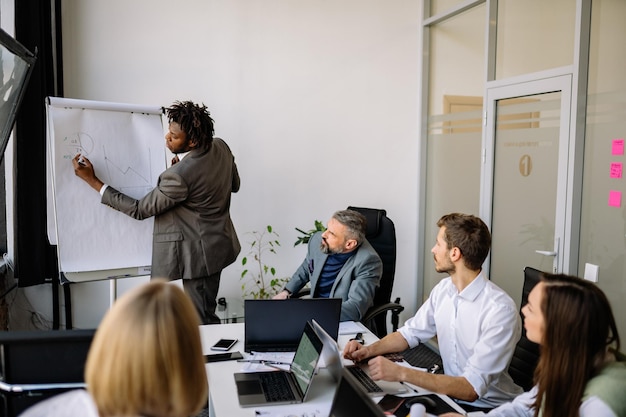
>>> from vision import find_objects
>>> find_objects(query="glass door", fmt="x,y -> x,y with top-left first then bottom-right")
480,75 -> 572,306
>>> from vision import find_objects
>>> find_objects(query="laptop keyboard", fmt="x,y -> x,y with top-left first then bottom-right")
346,366 -> 383,393
259,372 -> 297,402
400,344 -> 444,374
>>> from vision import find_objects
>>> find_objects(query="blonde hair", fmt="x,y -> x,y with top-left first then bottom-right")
85,280 -> 208,417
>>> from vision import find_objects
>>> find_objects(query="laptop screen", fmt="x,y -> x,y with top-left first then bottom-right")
330,368 -> 385,417
244,298 -> 341,352
291,322 -> 324,396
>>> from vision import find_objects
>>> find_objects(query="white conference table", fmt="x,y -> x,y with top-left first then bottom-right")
199,322 -> 467,417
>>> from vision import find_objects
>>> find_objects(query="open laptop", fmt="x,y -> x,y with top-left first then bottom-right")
234,321 -> 324,407
311,319 -> 407,395
244,298 -> 341,352
329,367 -> 386,417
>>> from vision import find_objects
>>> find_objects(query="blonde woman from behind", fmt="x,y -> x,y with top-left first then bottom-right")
20,279 -> 208,417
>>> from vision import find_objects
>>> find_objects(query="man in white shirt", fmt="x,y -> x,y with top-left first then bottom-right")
343,213 -> 523,412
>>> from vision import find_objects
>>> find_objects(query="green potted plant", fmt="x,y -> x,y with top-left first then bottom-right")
240,225 -> 290,299
294,220 -> 326,246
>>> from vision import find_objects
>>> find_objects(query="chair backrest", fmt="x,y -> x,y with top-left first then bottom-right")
508,266 -> 542,391
347,206 -> 397,333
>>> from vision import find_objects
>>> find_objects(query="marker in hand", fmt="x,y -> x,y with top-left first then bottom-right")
77,155 -> 86,166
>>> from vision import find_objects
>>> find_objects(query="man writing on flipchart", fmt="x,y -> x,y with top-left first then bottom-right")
72,101 -> 241,324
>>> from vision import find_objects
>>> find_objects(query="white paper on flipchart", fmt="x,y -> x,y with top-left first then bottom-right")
46,97 -> 167,273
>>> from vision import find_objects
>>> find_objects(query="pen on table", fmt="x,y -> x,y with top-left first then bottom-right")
237,359 -> 292,365
262,362 -> 287,371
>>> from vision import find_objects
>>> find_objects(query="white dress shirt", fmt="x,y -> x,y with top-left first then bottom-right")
398,272 -> 523,408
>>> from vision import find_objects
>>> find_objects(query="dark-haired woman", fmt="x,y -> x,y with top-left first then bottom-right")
443,273 -> 626,417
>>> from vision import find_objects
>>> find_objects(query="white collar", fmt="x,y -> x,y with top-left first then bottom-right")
175,150 -> 192,160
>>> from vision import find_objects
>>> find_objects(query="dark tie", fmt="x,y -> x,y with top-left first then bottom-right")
171,155 -> 180,165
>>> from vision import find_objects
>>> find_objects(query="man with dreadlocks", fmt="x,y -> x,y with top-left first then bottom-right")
72,101 -> 241,324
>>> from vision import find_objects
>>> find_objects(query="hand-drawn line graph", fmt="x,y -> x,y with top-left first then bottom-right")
61,130 -> 157,199
102,145 -> 154,198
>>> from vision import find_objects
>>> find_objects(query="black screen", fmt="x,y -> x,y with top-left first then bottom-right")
244,298 -> 341,352
0,28 -> 36,162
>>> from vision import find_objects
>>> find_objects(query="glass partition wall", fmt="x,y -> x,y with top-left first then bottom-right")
419,0 -> 626,340
423,5 -> 485,295
579,0 -> 626,338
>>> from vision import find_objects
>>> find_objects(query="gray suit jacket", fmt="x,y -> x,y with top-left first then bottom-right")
101,138 -> 241,279
285,232 -> 382,321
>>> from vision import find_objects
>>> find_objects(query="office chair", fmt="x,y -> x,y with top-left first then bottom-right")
0,329 -> 95,417
347,206 -> 403,338
507,266 -> 542,391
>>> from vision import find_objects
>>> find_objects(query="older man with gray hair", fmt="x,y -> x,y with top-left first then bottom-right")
274,209 -> 382,321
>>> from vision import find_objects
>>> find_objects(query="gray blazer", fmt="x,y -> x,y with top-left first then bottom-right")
285,232 -> 382,321
101,138 -> 241,279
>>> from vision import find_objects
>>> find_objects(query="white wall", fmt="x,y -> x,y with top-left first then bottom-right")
22,0 -> 422,328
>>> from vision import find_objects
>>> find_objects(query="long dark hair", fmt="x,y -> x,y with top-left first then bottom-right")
533,273 -> 620,417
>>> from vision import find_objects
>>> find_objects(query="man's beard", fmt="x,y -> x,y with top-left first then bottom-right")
434,256 -> 455,274
320,240 -> 339,255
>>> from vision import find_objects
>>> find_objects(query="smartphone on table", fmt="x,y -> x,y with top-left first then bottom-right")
210,338 -> 238,351
377,394 -> 405,415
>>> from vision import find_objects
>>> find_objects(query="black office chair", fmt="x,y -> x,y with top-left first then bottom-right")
507,266 -> 542,391
347,206 -> 404,338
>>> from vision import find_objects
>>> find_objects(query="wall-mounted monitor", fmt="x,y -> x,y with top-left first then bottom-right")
0,28 -> 37,161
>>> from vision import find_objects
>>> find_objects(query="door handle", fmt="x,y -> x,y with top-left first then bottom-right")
535,250 -> 557,256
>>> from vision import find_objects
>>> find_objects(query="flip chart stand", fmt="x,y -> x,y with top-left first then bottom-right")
59,267 -> 151,329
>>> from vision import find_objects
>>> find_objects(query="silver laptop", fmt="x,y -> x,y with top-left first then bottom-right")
311,319 -> 407,395
234,321 -> 323,407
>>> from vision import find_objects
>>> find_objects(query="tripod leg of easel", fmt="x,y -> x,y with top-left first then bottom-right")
63,284 -> 72,329
110,278 -> 117,308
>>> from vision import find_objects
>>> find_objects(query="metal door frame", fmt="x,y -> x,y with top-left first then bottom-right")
480,71 -> 574,276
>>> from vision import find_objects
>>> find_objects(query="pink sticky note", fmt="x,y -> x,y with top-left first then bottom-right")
610,162 -> 623,179
612,139 -> 624,155
609,190 -> 622,207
